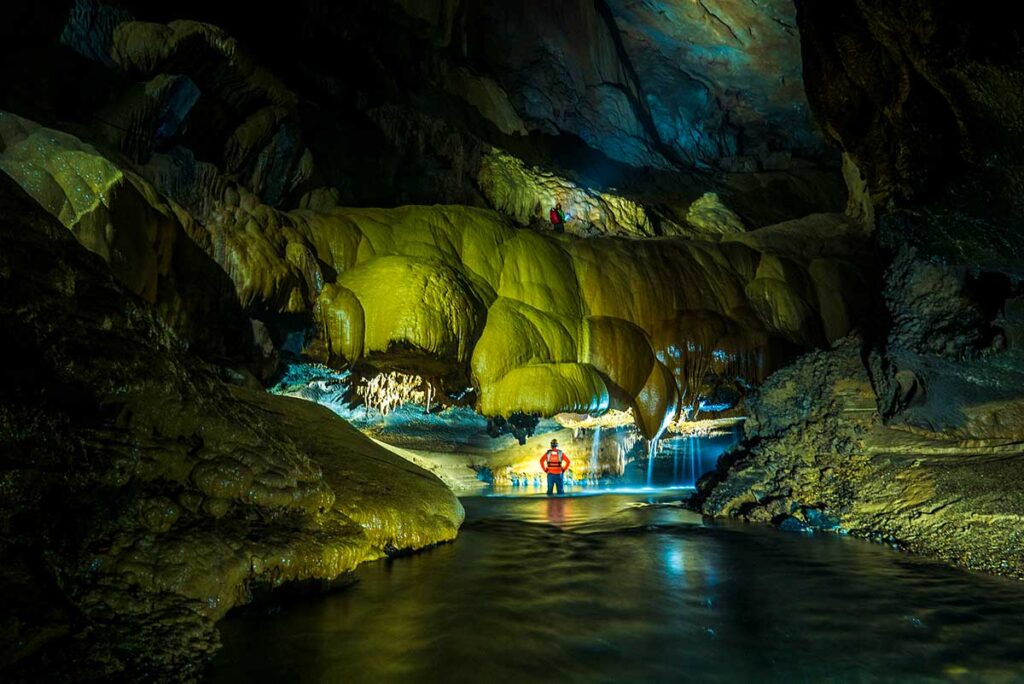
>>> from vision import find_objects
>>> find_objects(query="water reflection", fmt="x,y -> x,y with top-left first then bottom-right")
209,494 -> 1024,684
545,496 -> 569,527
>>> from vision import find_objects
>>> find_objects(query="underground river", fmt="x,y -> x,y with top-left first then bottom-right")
207,493 -> 1024,682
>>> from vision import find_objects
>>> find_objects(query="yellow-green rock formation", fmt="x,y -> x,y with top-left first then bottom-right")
477,148 -> 654,236
273,204 -> 865,438
0,111 -> 248,356
0,113 -> 871,441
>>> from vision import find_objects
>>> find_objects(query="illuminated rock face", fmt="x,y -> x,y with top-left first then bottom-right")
0,112 -> 249,358
0,112 -> 870,439
602,0 -> 824,171
477,149 -> 654,237
419,0 -> 828,171
699,338 -> 1024,581
213,199 -> 869,437
244,212 -> 870,437
684,193 -> 746,238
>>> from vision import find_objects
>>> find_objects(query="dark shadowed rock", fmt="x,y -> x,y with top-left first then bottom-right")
0,175 -> 462,680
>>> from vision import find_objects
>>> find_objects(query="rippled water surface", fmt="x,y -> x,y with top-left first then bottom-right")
209,493 -> 1024,683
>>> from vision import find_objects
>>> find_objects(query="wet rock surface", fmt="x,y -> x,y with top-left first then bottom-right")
0,177 -> 463,679
698,339 -> 1024,579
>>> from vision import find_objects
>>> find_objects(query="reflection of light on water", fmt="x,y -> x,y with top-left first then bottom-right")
658,538 -> 722,598
484,485 -> 695,498
705,567 -> 719,588
663,542 -> 686,577
211,487 -> 1024,683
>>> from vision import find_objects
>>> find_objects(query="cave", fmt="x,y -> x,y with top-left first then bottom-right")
2,1 -> 1024,681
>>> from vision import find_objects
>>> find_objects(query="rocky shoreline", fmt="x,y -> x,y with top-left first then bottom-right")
697,338 -> 1024,580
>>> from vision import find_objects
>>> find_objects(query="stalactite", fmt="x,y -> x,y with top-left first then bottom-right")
356,371 -> 438,417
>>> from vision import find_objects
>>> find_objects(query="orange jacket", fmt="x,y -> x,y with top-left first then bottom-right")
540,448 -> 570,474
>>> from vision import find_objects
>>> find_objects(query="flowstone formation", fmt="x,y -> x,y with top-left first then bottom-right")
307,205 -> 870,439
0,109 -> 871,445
0,176 -> 463,678
477,148 -> 655,237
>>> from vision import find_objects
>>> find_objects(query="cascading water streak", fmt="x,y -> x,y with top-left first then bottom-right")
672,440 -> 679,484
645,430 -> 664,487
694,437 -> 703,486
636,426 -> 742,489
689,436 -> 697,487
589,426 -> 602,482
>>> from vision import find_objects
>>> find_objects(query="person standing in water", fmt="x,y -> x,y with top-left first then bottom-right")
541,438 -> 571,495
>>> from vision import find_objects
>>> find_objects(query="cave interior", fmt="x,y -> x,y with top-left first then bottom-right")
2,1 -> 1024,681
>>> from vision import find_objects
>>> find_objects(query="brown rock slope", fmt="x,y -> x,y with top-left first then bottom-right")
698,339 -> 1024,580
0,175 -> 463,679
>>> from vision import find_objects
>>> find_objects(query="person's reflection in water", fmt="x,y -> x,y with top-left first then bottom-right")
546,496 -> 567,527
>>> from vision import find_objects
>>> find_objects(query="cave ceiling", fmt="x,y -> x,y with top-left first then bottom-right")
3,0 -> 843,228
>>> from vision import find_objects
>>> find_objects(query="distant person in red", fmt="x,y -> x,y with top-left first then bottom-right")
549,202 -> 566,233
540,438 -> 571,495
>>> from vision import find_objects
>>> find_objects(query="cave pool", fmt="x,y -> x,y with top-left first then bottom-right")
208,493 -> 1024,683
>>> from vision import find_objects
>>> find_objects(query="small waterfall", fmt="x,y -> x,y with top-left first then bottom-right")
694,437 -> 703,486
646,440 -> 655,487
636,421 -> 744,489
672,440 -> 680,484
645,428 -> 665,487
689,436 -> 697,486
589,426 -> 602,483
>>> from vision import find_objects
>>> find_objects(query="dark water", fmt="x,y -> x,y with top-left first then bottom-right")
208,494 -> 1024,683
